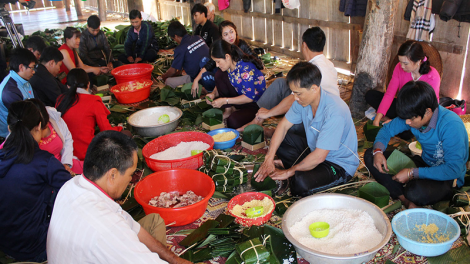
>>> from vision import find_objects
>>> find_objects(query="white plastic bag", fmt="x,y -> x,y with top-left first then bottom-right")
282,0 -> 300,9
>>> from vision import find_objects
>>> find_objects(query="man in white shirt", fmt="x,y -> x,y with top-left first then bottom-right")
239,27 -> 339,131
46,131 -> 191,264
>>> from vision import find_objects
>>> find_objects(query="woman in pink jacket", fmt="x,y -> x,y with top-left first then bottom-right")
365,40 -> 440,127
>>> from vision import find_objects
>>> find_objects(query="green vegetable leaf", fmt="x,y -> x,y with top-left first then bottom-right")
358,182 -> 390,208
242,124 -> 264,145
386,149 -> 416,175
202,108 -> 223,126
363,120 -> 382,142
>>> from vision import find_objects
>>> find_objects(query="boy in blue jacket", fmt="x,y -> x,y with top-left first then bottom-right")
119,10 -> 158,64
364,81 -> 468,208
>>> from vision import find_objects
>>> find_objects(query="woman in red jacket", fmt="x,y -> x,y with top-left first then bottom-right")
56,68 -> 123,160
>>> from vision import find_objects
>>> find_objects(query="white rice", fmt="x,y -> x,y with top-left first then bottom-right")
289,208 -> 383,255
150,141 -> 210,160
132,111 -> 178,126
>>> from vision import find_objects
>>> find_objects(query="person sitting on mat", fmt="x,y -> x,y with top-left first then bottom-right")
79,15 -> 122,70
205,39 -> 266,129
118,10 -> 159,64
58,27 -> 109,85
254,62 -> 358,197
239,26 -> 339,133
158,21 -> 210,89
365,40 -> 440,127
47,131 -> 191,264
364,81 -> 468,209
25,35 -> 47,60
192,3 -> 220,47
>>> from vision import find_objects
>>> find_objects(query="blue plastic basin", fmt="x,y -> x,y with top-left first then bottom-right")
207,128 -> 239,149
391,208 -> 460,257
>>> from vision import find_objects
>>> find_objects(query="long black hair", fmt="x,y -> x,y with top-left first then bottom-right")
27,99 -> 49,130
3,101 -> 42,164
398,40 -> 431,75
218,20 -> 258,58
56,68 -> 90,116
210,39 -> 263,70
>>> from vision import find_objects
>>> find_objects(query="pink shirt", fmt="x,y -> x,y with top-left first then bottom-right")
377,64 -> 440,115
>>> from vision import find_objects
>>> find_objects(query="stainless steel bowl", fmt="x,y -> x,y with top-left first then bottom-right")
128,106 -> 182,137
282,193 -> 392,264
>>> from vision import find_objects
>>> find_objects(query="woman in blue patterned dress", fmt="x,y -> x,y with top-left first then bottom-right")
205,39 -> 266,129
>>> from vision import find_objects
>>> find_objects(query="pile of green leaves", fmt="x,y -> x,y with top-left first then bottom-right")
179,214 -> 298,264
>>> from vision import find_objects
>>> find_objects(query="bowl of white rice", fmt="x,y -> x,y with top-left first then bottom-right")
128,106 -> 183,137
282,193 -> 392,264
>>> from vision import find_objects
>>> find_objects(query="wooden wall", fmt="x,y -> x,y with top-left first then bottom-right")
82,0 -> 129,15
391,0 -> 469,102
159,0 -> 364,72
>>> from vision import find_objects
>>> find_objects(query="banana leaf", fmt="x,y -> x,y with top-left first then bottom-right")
428,245 -> 470,264
386,149 -> 416,175
209,163 -> 235,174
363,120 -> 382,142
433,200 -> 451,213
358,182 -> 390,208
181,82 -> 202,100
209,156 -> 232,171
160,86 -> 176,101
180,220 -> 219,247
251,163 -> 277,191
382,200 -> 402,214
181,248 -> 213,262
226,250 -> 243,264
215,214 -> 235,228
202,108 -> 223,126
243,124 -> 264,145
264,225 -> 298,264
236,238 -> 270,264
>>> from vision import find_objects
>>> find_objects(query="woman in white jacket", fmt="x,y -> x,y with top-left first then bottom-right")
29,99 -> 83,175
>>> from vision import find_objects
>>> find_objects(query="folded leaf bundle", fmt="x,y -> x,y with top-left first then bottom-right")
251,163 -> 277,191
243,124 -> 264,145
212,174 -> 248,187
235,238 -> 271,264
386,149 -> 416,175
181,82 -> 202,101
363,120 -> 382,142
202,108 -> 223,126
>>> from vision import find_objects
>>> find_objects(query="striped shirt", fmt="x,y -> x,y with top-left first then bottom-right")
47,175 -> 168,264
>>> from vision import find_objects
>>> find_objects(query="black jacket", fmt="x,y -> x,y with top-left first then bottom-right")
79,29 -> 113,67
195,20 -> 220,47
29,64 -> 68,107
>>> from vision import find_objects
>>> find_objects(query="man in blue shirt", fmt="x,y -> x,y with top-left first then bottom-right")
158,21 -> 210,89
255,62 -> 358,197
0,48 -> 37,137
364,81 -> 468,208
118,10 -> 158,64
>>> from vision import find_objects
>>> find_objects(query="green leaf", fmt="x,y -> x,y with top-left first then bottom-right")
358,182 -> 390,208
181,82 -> 202,100
363,120 -> 382,142
391,244 -> 401,255
165,97 -> 180,106
428,245 -> 470,264
386,149 -> 416,175
242,124 -> 264,145
264,225 -> 298,264
251,164 -> 277,192
180,220 -> 219,247
160,87 -> 175,101
215,214 -> 235,228
433,200 -> 451,213
195,114 -> 203,125
202,108 -> 223,125
382,200 -> 402,214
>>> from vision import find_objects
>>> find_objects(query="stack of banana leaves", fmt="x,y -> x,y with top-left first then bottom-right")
199,150 -> 248,193
178,214 -> 297,264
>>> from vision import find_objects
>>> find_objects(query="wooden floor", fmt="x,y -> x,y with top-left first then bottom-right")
9,7 -> 127,35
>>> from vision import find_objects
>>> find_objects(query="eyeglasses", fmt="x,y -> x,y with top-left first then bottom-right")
24,64 -> 37,71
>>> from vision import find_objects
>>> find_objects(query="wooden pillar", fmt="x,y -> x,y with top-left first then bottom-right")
73,0 -> 83,17
349,0 -> 400,119
97,0 -> 107,22
64,0 -> 71,11
128,0 -> 144,12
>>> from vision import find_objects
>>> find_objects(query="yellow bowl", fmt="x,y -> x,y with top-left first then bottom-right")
309,222 -> 330,238
245,206 -> 264,218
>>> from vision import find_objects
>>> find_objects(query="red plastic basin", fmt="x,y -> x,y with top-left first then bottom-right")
110,79 -> 153,104
134,169 -> 215,226
142,131 -> 215,172
111,64 -> 154,84
227,192 -> 276,227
